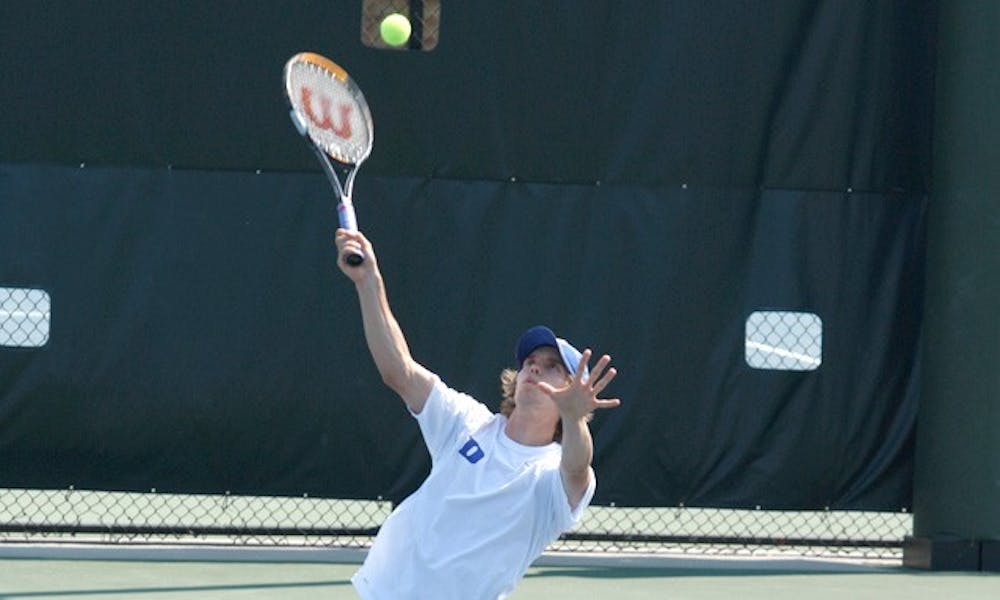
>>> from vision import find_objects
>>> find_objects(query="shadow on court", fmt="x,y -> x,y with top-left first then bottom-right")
516,567 -> 1000,600
0,559 -> 361,599
524,566 -> 892,579
0,579 -> 352,598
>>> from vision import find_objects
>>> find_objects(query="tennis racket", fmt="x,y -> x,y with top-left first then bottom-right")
284,52 -> 374,266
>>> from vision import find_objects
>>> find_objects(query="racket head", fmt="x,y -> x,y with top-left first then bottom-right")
284,52 -> 374,166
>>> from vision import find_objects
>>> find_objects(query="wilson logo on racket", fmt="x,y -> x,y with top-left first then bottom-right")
300,87 -> 353,139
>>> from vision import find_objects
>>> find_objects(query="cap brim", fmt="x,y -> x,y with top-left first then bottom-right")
516,325 -> 589,379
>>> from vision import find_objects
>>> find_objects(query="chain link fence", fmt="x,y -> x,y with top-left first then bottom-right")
0,287 -> 50,348
745,310 -> 823,371
0,488 -> 910,560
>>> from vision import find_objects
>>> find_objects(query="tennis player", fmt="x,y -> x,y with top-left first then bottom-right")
334,229 -> 620,599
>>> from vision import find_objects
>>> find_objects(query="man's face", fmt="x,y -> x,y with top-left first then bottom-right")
516,346 -> 570,395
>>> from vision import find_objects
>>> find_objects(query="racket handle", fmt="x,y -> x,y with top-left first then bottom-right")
337,202 -> 358,230
337,202 -> 364,266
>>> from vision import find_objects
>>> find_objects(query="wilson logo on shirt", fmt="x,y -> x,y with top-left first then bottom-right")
458,438 -> 485,464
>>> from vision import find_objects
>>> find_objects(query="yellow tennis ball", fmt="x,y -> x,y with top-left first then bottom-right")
380,13 -> 411,47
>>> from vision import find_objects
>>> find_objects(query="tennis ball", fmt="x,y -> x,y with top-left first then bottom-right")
380,13 -> 411,47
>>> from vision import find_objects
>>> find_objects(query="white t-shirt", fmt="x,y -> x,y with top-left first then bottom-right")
351,377 -> 595,600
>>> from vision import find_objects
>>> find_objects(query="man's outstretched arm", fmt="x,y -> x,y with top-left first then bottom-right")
335,229 -> 434,413
538,350 -> 620,509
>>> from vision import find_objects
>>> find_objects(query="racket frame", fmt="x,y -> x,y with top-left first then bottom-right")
284,52 -> 374,263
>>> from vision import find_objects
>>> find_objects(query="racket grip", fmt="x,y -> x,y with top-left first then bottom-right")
337,202 -> 358,231
337,202 -> 364,266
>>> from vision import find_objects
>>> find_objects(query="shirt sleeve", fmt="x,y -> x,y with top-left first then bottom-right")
414,377 -> 494,462
548,466 -> 596,533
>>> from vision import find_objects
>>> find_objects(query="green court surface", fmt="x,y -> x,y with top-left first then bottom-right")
1,558 -> 998,599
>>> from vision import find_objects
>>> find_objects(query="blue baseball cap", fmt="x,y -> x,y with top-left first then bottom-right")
515,325 -> 589,379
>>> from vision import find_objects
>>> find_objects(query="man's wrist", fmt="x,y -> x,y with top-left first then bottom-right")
560,412 -> 590,430
355,271 -> 382,293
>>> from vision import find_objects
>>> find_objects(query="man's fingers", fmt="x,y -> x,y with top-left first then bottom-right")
334,229 -> 374,272
590,367 -> 617,395
584,354 -> 615,392
534,381 -> 557,396
592,354 -> 612,375
335,228 -> 367,249
594,398 -> 621,410
340,240 -> 362,256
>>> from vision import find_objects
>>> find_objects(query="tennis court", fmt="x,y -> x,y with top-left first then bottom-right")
3,2 -> 998,597
2,555 -> 998,599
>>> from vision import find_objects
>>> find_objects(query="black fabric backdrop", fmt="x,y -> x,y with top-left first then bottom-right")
0,165 -> 924,509
0,1 -> 934,509
0,1 -> 934,189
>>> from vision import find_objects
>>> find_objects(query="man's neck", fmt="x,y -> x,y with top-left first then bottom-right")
504,407 -> 557,447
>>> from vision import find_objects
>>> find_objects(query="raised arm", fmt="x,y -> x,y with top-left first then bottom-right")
335,229 -> 435,413
537,350 -> 620,510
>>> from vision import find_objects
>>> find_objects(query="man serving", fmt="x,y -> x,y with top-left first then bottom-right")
335,229 -> 620,600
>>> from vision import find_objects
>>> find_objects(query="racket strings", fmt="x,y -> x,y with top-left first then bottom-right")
287,62 -> 372,165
